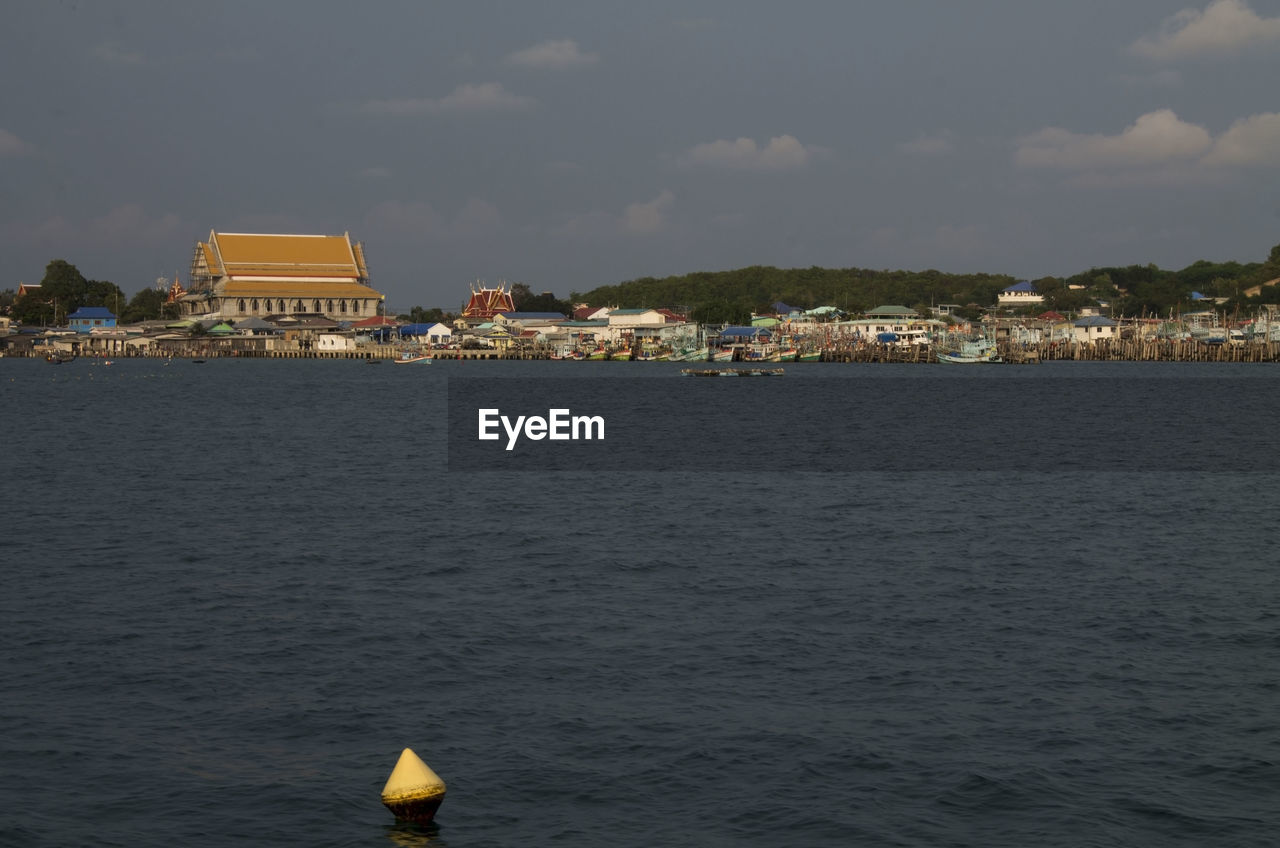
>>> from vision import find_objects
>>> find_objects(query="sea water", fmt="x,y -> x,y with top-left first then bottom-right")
1,358 -> 1277,847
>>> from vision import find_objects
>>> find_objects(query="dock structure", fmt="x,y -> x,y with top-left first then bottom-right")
10,337 -> 1280,363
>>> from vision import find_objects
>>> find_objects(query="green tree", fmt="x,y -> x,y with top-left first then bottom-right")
121,287 -> 178,323
509,282 -> 570,315
689,299 -> 750,325
11,260 -> 87,324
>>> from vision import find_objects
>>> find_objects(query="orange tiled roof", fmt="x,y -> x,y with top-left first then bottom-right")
205,231 -> 365,278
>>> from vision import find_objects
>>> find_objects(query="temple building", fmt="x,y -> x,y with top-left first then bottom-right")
461,282 -> 515,322
178,231 -> 383,320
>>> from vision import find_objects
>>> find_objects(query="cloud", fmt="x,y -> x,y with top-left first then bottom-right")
899,131 -> 954,156
1203,112 -> 1280,166
358,166 -> 392,179
365,200 -> 445,236
674,19 -> 718,32
623,190 -> 675,234
92,41 -> 144,66
0,128 -> 31,156
682,134 -> 812,170
361,82 -> 534,116
364,198 -> 501,239
452,198 -> 503,238
506,39 -> 598,69
1117,69 -> 1183,88
553,190 -> 676,238
1014,109 -> 1212,169
1131,0 -> 1280,60
88,204 -> 182,243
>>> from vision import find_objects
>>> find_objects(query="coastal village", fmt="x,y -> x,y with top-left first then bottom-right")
5,229 -> 1280,365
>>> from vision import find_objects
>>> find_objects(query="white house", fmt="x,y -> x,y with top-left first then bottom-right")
1072,315 -> 1118,343
316,332 -> 356,352
998,281 -> 1044,306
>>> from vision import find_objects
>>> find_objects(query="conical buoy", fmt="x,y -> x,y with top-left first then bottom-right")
381,748 -> 447,824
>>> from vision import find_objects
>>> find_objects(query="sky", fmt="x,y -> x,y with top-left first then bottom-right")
3,0 -> 1280,311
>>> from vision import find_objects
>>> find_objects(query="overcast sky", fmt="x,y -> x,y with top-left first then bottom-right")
3,0 -> 1279,310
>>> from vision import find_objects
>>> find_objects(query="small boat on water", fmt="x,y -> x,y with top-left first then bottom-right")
681,367 -> 784,377
46,351 -> 76,364
937,335 -> 1001,364
798,351 -> 822,362
394,351 -> 432,364
609,348 -> 633,361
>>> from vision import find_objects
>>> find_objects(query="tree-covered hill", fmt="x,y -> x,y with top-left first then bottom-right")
570,242 -> 1280,321
573,266 -> 1017,324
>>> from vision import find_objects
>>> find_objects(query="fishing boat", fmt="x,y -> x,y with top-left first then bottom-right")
798,350 -> 822,362
609,347 -> 633,361
680,367 -> 784,377
586,348 -> 608,361
45,350 -> 76,364
394,350 -> 432,364
712,348 -> 735,362
937,335 -> 1001,364
772,348 -> 798,362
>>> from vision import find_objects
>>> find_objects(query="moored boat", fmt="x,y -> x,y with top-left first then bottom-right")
936,335 -> 1001,364
680,367 -> 784,377
394,351 -> 432,364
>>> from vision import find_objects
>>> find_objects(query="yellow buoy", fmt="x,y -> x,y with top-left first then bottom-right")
381,747 -> 447,824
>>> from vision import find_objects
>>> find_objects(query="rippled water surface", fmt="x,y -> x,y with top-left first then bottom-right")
2,358 -> 1278,847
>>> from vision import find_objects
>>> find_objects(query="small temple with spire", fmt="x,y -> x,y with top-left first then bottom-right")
462,281 -> 515,321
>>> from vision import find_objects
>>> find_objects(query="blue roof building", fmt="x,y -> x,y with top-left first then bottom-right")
998,280 -> 1044,306
67,306 -> 117,334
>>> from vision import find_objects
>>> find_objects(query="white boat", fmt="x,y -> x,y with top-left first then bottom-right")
937,335 -> 1001,364
394,351 -> 432,364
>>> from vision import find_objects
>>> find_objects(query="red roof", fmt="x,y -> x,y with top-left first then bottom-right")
656,308 -> 687,323
463,286 -> 515,320
1039,310 -> 1065,321
352,315 -> 399,327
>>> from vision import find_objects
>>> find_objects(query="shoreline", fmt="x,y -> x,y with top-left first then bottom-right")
6,337 -> 1280,364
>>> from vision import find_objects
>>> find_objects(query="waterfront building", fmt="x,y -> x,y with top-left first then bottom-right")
462,282 -> 515,322
179,230 -> 383,321
1072,315 -> 1118,343
998,281 -> 1044,306
67,306 -> 117,334
398,322 -> 453,345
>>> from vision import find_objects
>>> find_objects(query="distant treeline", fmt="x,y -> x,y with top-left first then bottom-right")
568,242 -> 1280,323
6,244 -> 1279,327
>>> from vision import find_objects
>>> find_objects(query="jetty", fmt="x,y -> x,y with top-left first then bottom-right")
680,367 -> 785,377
